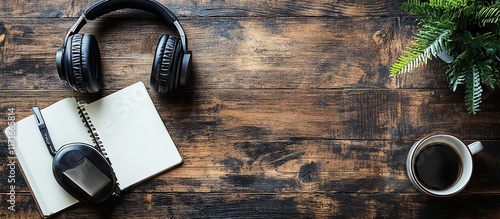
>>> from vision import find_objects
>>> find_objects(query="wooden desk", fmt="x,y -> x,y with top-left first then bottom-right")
1,0 -> 500,218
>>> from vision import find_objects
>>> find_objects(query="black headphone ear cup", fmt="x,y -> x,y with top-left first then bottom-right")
151,34 -> 178,93
68,33 -> 102,93
172,39 -> 184,90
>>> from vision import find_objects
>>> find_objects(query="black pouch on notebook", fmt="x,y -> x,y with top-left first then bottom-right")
33,107 -> 119,205
52,142 -> 117,204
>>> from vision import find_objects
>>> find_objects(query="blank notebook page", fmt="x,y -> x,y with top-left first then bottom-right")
83,82 -> 183,189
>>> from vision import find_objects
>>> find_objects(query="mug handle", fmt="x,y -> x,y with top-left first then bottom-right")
468,141 -> 483,155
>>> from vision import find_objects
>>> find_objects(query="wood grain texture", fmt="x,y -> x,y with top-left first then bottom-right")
1,0 -> 500,218
0,0 -> 405,18
0,16 -> 440,91
3,192 -> 500,218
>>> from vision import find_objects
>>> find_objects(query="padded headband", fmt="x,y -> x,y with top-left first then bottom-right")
84,0 -> 177,25
63,0 -> 188,52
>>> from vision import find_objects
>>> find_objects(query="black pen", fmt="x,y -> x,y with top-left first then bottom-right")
32,106 -> 57,156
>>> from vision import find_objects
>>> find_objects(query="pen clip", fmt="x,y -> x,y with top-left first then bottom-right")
32,107 -> 57,156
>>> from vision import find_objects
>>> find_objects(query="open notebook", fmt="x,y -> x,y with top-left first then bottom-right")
6,82 -> 182,217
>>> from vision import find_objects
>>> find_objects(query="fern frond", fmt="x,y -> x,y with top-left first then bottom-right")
405,0 -> 468,12
476,4 -> 500,26
447,58 -> 467,92
491,58 -> 500,85
477,60 -> 495,89
429,0 -> 468,9
390,26 -> 451,75
465,64 -> 483,115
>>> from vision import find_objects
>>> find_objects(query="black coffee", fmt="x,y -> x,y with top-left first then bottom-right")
414,144 -> 461,190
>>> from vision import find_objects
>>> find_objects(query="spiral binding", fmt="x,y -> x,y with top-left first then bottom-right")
76,101 -> 121,195
76,101 -> 106,157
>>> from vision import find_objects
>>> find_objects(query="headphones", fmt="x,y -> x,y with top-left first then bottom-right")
56,0 -> 192,94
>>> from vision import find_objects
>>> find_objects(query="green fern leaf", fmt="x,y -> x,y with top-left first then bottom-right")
447,60 -> 466,92
477,60 -> 495,89
465,64 -> 483,115
476,4 -> 500,26
429,0 -> 468,9
390,26 -> 451,75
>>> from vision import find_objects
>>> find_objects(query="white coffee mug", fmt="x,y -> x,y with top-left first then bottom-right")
406,134 -> 483,197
